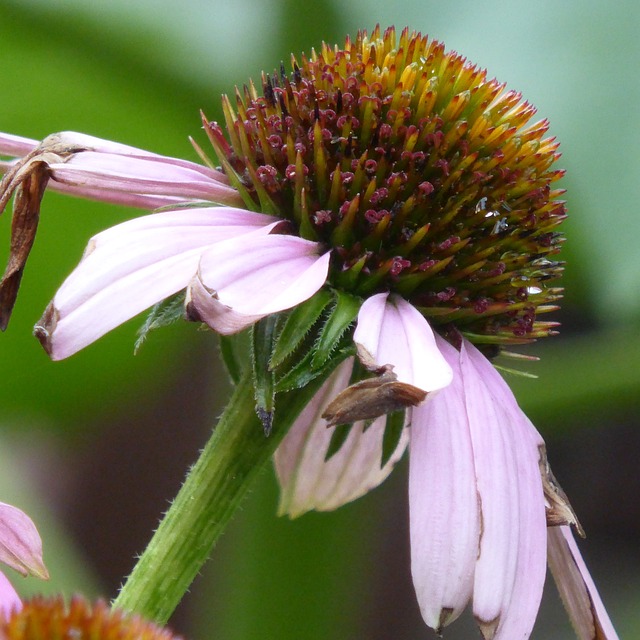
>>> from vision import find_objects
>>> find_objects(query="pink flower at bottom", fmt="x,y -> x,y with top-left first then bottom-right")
0,572 -> 21,620
0,501 -> 49,618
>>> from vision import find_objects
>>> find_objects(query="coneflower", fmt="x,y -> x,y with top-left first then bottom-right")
0,26 -> 618,640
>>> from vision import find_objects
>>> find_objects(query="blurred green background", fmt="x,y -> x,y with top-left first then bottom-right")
0,0 -> 639,638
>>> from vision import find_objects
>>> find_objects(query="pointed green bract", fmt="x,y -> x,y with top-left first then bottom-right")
135,292 -> 186,354
274,346 -> 351,393
251,316 -> 279,434
311,291 -> 361,369
270,288 -> 333,369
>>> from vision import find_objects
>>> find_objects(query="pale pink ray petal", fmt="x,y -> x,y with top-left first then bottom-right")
186,234 -> 330,335
0,133 -> 38,157
42,184 -> 183,210
76,207 -> 278,265
353,293 -> 452,391
1,131 -> 234,209
0,502 -> 48,579
0,572 -> 21,620
409,335 -> 479,632
1,167 -> 181,209
275,358 -> 409,517
34,131 -> 229,183
36,209 -> 278,360
548,526 -> 619,640
48,152 -> 243,206
462,340 -> 547,640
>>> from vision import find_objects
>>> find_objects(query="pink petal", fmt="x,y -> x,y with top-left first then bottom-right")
36,208 -> 278,360
35,131 -> 229,183
353,293 -> 453,391
0,132 -> 38,157
186,234 -> 330,335
409,335 -> 479,631
275,358 -> 409,517
547,526 -> 619,640
39,181 -> 186,210
49,152 -> 242,206
461,340 -> 547,640
0,502 -> 48,579
0,572 -> 21,620
1,130 -> 237,209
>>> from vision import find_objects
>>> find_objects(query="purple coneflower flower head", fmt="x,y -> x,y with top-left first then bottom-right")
0,25 -> 618,639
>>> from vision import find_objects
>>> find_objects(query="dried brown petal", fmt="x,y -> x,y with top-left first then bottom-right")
0,161 -> 49,330
539,444 -> 585,538
322,366 -> 426,426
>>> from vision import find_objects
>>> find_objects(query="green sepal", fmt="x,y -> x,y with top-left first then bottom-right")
311,291 -> 361,369
270,288 -> 333,369
275,346 -> 352,393
135,292 -> 186,354
251,316 -> 279,435
218,331 -> 251,385
332,255 -> 367,291
381,410 -> 405,468
298,185 -> 318,241
325,423 -> 353,461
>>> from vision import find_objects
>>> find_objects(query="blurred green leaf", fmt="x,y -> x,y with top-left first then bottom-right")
506,326 -> 640,427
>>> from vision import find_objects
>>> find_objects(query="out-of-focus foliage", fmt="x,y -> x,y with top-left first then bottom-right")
0,0 -> 638,638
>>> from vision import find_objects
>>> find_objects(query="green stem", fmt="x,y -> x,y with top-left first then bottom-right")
113,369 -> 323,624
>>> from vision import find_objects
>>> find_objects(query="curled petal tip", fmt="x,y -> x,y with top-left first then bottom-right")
33,303 -> 57,358
22,557 -> 49,581
185,274 -> 260,335
184,278 -> 207,324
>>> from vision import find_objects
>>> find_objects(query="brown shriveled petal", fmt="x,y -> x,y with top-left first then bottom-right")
547,527 -> 620,640
0,135 -> 93,329
0,160 -> 50,330
322,365 -> 427,426
538,444 -> 585,538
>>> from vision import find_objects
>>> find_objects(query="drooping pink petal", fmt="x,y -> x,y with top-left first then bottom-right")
0,572 -> 21,620
0,133 -> 38,157
352,293 -> 452,391
48,152 -> 243,207
186,233 -> 330,335
35,208 -> 278,360
461,340 -> 547,640
275,358 -> 409,517
409,335 -> 479,631
0,502 -> 48,580
27,131 -> 230,183
1,130 -> 238,210
548,526 -> 619,640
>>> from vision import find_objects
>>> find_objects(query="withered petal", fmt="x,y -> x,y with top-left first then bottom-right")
0,161 -> 50,330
